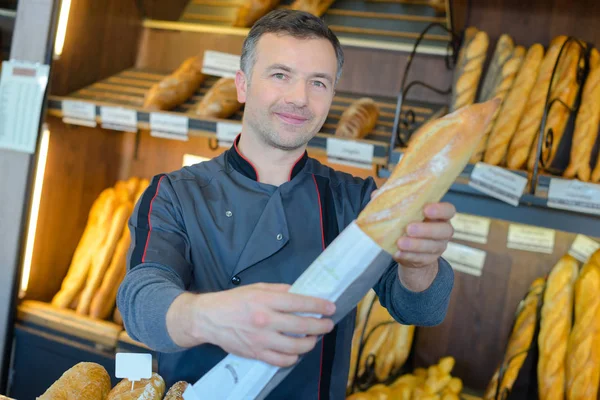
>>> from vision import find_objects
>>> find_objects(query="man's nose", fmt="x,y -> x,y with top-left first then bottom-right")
284,79 -> 308,107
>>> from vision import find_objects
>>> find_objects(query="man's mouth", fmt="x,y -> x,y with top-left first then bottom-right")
274,112 -> 310,126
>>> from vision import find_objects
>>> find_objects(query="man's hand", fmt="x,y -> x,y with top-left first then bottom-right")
167,283 -> 336,368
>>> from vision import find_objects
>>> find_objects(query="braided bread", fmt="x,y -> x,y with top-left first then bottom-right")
193,78 -> 242,119
335,98 -> 379,140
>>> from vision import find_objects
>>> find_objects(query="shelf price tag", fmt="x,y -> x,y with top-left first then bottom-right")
442,242 -> 486,277
468,162 -> 527,207
115,353 -> 152,390
450,213 -> 491,244
62,100 -> 97,127
326,137 -> 374,167
216,121 -> 241,146
569,234 -> 600,263
100,106 -> 137,132
150,112 -> 189,141
547,178 -> 600,216
507,224 -> 555,254
202,51 -> 241,78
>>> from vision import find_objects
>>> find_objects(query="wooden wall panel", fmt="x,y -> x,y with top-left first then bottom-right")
140,0 -> 189,21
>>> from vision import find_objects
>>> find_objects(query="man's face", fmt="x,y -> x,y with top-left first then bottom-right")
235,33 -> 338,151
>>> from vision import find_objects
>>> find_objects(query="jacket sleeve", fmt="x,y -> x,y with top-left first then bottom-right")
117,174 -> 191,352
359,177 -> 455,326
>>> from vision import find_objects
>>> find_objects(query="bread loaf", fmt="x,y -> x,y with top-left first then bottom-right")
164,381 -> 190,400
357,303 -> 393,377
450,28 -> 489,112
565,252 -> 600,400
233,0 -> 280,27
290,0 -> 335,16
483,44 -> 545,166
483,278 -> 545,399
592,152 -> 600,183
506,36 -> 568,170
471,45 -> 526,163
478,34 -> 515,103
564,49 -> 600,181
538,255 -> 579,400
143,56 -> 205,111
107,373 -> 166,400
357,99 -> 500,255
348,290 -> 377,391
193,77 -> 242,119
335,98 -> 379,139
38,362 -> 111,400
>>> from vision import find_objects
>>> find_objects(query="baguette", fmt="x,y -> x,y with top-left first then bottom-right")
357,304 -> 394,377
506,36 -> 568,170
483,278 -> 545,399
193,77 -> 242,119
164,381 -> 190,400
565,252 -> 600,400
592,151 -> 600,183
233,0 -> 280,28
483,44 -> 545,166
471,46 -> 526,163
538,255 -> 579,400
335,97 -> 379,140
38,362 -> 111,400
450,28 -> 489,112
143,56 -> 205,111
348,290 -> 378,391
564,49 -> 600,181
478,34 -> 515,103
356,99 -> 500,255
107,373 -> 166,400
290,0 -> 335,16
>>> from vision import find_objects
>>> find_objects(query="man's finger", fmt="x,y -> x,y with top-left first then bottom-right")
423,202 -> 456,221
406,222 -> 454,240
261,332 -> 318,356
269,313 -> 334,336
268,292 -> 336,316
397,237 -> 448,255
256,349 -> 299,368
394,251 -> 439,266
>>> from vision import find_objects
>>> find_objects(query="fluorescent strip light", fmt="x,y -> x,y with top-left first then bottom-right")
54,0 -> 72,58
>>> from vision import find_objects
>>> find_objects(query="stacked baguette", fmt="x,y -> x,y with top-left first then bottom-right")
233,0 -> 280,27
52,177 -> 149,323
290,0 -> 336,16
335,98 -> 380,140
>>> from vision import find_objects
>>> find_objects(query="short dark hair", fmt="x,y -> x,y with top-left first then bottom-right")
240,9 -> 344,84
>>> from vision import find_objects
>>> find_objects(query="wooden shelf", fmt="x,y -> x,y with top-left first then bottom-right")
47,67 -> 446,168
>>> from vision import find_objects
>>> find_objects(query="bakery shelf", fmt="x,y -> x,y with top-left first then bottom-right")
143,0 -> 452,55
47,67 -> 445,167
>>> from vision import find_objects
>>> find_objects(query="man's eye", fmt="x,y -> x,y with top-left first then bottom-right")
313,81 -> 326,88
273,73 -> 286,80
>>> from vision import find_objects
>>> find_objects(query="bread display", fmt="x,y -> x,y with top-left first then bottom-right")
450,27 -> 489,112
37,362 -> 111,400
537,255 -> 579,400
143,56 -> 205,111
564,48 -> 600,181
233,0 -> 280,27
193,77 -> 242,119
592,151 -> 600,183
107,373 -> 166,400
470,45 -> 526,163
565,250 -> 600,400
478,34 -> 515,103
483,44 -> 545,166
357,99 -> 500,255
335,98 -> 380,140
290,0 -> 335,16
164,381 -> 190,400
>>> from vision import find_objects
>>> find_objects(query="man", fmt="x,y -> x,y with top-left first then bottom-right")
117,9 -> 455,400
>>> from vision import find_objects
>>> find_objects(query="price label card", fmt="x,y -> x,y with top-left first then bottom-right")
468,162 -> 527,206
202,51 -> 241,78
150,112 -> 188,140
507,224 -> 555,254
326,137 -> 374,165
450,213 -> 491,244
100,106 -> 137,132
62,100 -> 97,127
115,353 -> 152,382
216,121 -> 241,145
442,242 -> 487,277
547,178 -> 600,216
569,234 -> 600,263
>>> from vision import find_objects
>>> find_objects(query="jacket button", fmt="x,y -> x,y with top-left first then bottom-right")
276,233 -> 283,241
231,276 -> 241,285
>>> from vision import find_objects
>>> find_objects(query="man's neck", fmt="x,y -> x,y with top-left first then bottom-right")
237,132 -> 306,186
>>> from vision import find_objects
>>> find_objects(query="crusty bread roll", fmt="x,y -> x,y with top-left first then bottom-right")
564,49 -> 600,181
357,99 -> 500,255
193,78 -> 242,119
38,362 -> 111,400
538,255 -> 579,400
506,36 -> 568,170
450,28 -> 489,112
143,56 -> 205,111
233,0 -> 280,27
290,0 -> 335,16
335,98 -> 379,139
471,46 -> 526,163
483,278 -> 545,399
368,384 -> 392,400
565,252 -> 600,400
478,34 -> 515,103
483,44 -> 545,166
164,381 -> 190,400
107,373 -> 165,400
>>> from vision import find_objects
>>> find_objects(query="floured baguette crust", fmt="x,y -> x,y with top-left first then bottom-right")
538,255 -> 579,400
107,373 -> 166,400
194,78 -> 242,119
233,0 -> 280,27
335,98 -> 379,139
479,34 -> 515,103
164,381 -> 190,400
450,28 -> 489,112
37,362 -> 111,400
356,99 -> 500,255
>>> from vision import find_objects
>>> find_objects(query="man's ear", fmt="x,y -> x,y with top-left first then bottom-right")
235,70 -> 248,104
